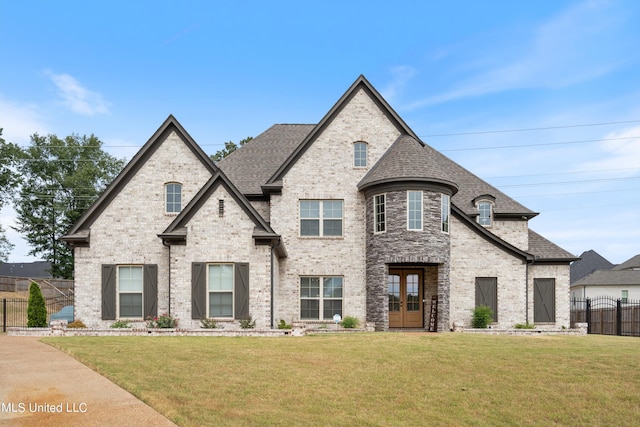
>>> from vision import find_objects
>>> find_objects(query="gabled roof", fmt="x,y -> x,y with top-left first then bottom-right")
265,75 -> 419,189
217,124 -> 315,196
159,170 -> 286,257
572,269 -> 640,287
612,254 -> 640,271
528,229 -> 578,262
358,135 -> 458,195
62,115 -> 217,244
571,250 -> 614,283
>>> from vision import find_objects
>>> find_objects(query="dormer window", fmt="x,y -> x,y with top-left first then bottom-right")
477,201 -> 492,226
165,182 -> 182,213
354,141 -> 367,167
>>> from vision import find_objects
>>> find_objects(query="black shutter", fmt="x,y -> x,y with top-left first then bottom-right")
534,278 -> 555,323
101,265 -> 116,320
235,263 -> 250,319
144,264 -> 158,319
192,263 -> 206,319
475,277 -> 498,322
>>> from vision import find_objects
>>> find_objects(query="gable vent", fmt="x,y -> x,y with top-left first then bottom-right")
218,199 -> 225,217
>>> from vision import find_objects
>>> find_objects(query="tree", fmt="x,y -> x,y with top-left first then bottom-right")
27,281 -> 47,327
0,129 -> 21,261
210,136 -> 253,162
13,134 -> 125,279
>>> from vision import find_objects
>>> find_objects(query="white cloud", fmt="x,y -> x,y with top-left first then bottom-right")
380,66 -> 417,100
0,97 -> 48,145
45,71 -> 110,115
577,126 -> 640,173
404,1 -> 625,110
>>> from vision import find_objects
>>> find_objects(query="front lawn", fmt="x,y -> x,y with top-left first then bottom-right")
44,333 -> 640,426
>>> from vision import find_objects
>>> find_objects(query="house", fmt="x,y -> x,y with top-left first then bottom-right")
570,250 -> 614,284
62,75 -> 577,331
571,254 -> 640,301
0,261 -> 52,278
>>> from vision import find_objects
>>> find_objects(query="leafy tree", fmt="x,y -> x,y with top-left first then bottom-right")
210,136 -> 253,162
13,134 -> 125,278
0,129 -> 21,261
27,281 -> 47,327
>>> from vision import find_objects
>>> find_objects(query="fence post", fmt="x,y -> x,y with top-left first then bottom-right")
2,298 -> 6,333
586,298 -> 591,334
616,299 -> 622,336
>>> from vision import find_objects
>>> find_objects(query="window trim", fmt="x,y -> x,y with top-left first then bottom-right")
299,275 -> 344,321
117,265 -> 144,319
353,141 -> 368,168
207,263 -> 235,319
441,193 -> 450,234
374,193 -> 386,234
622,290 -> 629,303
165,182 -> 182,214
407,191 -> 423,231
299,199 -> 344,237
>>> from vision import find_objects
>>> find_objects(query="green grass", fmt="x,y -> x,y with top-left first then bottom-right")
43,333 -> 640,426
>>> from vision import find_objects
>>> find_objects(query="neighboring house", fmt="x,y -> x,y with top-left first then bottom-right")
570,250 -> 614,284
571,254 -> 640,301
62,75 -> 576,331
0,261 -> 52,278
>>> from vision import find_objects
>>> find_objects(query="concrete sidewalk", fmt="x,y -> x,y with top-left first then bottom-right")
0,335 -> 176,426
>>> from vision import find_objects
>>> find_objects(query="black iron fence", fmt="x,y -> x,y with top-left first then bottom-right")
571,297 -> 640,337
1,295 -> 74,332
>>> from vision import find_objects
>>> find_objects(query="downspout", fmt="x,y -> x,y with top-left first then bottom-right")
525,260 -> 530,324
270,246 -> 275,329
162,240 -> 171,316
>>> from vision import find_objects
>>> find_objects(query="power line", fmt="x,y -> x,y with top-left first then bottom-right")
439,136 -> 639,152
498,176 -> 640,188
511,188 -> 638,199
421,119 -> 640,137
486,167 -> 639,180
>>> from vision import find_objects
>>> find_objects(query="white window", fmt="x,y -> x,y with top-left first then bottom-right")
300,276 -> 343,320
478,201 -> 492,226
622,290 -> 629,303
374,194 -> 386,233
300,200 -> 343,237
165,182 -> 182,213
407,191 -> 423,231
208,264 -> 234,317
354,142 -> 367,167
118,266 -> 143,318
441,194 -> 450,233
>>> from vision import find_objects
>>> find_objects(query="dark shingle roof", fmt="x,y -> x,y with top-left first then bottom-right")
571,250 -> 615,283
217,124 -> 315,196
0,261 -> 52,278
612,254 -> 640,271
572,269 -> 640,287
528,229 -> 577,261
358,135 -> 458,194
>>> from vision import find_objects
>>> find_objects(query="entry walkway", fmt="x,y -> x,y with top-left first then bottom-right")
0,335 -> 176,426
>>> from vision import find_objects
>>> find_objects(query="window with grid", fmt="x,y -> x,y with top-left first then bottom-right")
300,200 -> 343,237
441,194 -> 450,233
477,201 -> 492,226
354,142 -> 367,167
300,276 -> 343,320
374,194 -> 386,233
118,266 -> 143,318
407,191 -> 423,230
165,183 -> 182,213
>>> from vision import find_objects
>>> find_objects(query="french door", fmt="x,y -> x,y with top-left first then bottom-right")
388,269 -> 423,328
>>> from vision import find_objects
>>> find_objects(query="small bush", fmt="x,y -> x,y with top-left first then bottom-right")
147,313 -> 178,328
472,305 -> 494,329
340,316 -> 359,329
200,318 -> 218,329
277,319 -> 292,330
67,320 -> 87,329
110,319 -> 132,329
239,316 -> 256,329
515,322 -> 535,329
27,282 -> 47,327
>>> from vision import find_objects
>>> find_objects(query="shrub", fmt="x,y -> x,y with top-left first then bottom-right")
67,320 -> 87,328
472,305 -> 494,329
110,319 -> 132,328
515,322 -> 535,329
27,282 -> 47,327
200,318 -> 218,329
340,316 -> 359,329
239,316 -> 256,329
277,319 -> 292,330
147,313 -> 178,328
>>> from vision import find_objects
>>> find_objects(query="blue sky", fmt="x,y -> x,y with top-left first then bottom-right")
1,0 -> 639,264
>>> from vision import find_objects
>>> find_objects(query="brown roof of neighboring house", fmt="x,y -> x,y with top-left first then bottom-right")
612,254 -> 640,271
572,269 -> 640,287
